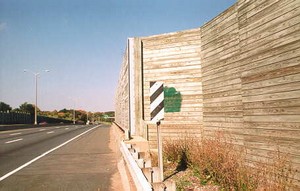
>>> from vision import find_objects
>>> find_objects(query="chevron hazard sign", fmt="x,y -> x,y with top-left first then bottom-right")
150,81 -> 164,122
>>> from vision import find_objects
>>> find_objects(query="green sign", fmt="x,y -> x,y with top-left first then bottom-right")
164,87 -> 182,113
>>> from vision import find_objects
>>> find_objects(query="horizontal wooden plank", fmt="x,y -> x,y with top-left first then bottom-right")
201,4 -> 237,33
201,19 -> 238,47
242,81 -> 300,96
244,139 -> 300,154
239,30 -> 300,61
202,38 -> 239,59
203,116 -> 243,123
243,121 -> 300,130
142,33 -> 200,47
242,90 -> 300,102
143,59 -> 200,69
203,111 -> 243,117
143,44 -> 201,56
203,89 -> 241,99
144,72 -> 201,80
201,125 -> 247,134
143,47 -> 201,60
242,64 -> 300,84
144,73 -> 202,81
238,0 -> 279,19
203,78 -> 241,90
142,39 -> 201,50
243,98 -> 300,109
202,42 -> 239,63
239,37 -> 300,65
143,64 -> 201,74
142,28 -> 200,41
202,59 -> 241,79
204,95 -> 242,103
241,49 -> 300,78
244,129 -> 300,141
240,14 -> 300,46
202,72 -> 241,87
204,100 -> 242,108
242,73 -> 300,90
204,83 -> 241,94
203,38 -> 300,76
157,120 -> 202,125
244,106 -> 300,115
203,121 -> 243,128
144,56 -> 201,66
240,24 -> 300,56
203,106 -> 243,113
244,115 -> 300,123
143,52 -> 201,63
239,0 -> 299,33
164,111 -> 202,117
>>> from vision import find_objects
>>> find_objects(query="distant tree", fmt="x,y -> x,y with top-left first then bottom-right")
104,111 -> 115,117
75,110 -> 87,123
59,108 -> 69,113
0,102 -> 12,112
12,108 -> 21,112
58,112 -> 66,119
19,102 -> 39,115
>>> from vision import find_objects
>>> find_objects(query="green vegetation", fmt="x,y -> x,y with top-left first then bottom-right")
18,102 -> 38,115
0,102 -> 12,112
163,132 -> 295,191
0,101 -> 114,124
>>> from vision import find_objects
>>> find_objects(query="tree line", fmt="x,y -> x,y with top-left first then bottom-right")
0,101 -> 114,123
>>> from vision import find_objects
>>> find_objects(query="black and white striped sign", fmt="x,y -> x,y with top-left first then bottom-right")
150,81 -> 164,122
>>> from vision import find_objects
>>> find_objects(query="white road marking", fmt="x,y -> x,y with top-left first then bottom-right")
55,127 -> 61,129
0,125 -> 99,182
5,138 -> 23,144
39,129 -> 46,131
47,131 -> 54,134
65,128 -> 69,130
10,133 -> 22,136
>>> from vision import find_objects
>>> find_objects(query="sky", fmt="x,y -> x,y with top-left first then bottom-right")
0,0 -> 236,112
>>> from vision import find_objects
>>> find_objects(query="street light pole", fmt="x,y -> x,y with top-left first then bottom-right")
69,97 -> 77,125
24,69 -> 49,125
34,73 -> 38,125
73,107 -> 76,125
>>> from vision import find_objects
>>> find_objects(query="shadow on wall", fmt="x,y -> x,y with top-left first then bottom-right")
164,87 -> 182,113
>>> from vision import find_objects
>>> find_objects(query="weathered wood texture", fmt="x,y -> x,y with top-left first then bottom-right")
115,47 -> 129,131
141,28 -> 203,144
201,0 -> 300,185
115,0 -> 300,187
239,0 -> 300,184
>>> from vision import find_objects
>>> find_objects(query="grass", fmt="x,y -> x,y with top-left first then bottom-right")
162,131 -> 295,191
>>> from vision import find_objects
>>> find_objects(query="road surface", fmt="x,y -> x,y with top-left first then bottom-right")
0,124 -> 125,190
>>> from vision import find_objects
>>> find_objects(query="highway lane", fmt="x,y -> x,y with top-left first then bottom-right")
0,124 -> 98,180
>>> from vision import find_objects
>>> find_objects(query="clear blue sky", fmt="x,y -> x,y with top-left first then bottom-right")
0,0 -> 236,112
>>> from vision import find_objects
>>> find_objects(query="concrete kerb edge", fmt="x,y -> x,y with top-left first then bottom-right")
120,141 -> 152,191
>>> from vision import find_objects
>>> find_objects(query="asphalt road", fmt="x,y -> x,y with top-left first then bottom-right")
0,124 -> 124,191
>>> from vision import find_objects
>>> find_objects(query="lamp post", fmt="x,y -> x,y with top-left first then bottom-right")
68,97 -> 77,125
24,69 -> 50,125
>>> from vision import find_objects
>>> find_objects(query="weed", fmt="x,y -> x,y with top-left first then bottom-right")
163,131 -> 295,190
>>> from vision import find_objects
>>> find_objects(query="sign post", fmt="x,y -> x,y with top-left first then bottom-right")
150,81 -> 164,182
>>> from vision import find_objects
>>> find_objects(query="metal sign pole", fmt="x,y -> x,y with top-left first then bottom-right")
150,81 -> 165,182
157,120 -> 164,182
